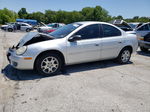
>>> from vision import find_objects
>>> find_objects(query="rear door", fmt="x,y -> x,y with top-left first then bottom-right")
101,24 -> 124,59
20,24 -> 28,31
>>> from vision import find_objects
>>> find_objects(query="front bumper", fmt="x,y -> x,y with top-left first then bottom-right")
138,40 -> 150,49
7,48 -> 34,70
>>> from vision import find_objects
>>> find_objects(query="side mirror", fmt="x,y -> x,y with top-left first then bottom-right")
68,35 -> 81,42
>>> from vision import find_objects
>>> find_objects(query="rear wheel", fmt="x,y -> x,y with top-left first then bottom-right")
140,47 -> 148,52
117,48 -> 131,64
26,28 -> 31,32
35,53 -> 62,76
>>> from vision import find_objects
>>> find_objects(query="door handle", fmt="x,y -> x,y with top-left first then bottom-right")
118,41 -> 122,44
95,44 -> 99,46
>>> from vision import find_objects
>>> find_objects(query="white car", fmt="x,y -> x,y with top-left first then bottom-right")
135,22 -> 150,51
1,22 -> 33,32
7,21 -> 138,76
37,22 -> 51,32
135,22 -> 150,37
37,23 -> 65,33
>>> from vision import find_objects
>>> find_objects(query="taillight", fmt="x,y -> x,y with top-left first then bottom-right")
138,37 -> 144,41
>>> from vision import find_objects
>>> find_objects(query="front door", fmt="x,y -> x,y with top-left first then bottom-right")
67,24 -> 102,64
20,24 -> 28,31
136,23 -> 150,37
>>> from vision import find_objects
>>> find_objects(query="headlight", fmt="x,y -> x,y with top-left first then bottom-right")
16,46 -> 27,55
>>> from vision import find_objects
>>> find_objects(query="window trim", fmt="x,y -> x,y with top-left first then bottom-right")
70,24 -> 102,41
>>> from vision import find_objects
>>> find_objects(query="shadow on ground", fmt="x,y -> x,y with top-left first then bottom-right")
137,51 -> 150,57
1,60 -> 132,81
1,65 -> 44,81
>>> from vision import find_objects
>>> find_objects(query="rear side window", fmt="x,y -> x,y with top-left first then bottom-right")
137,24 -> 150,31
21,24 -> 27,26
74,24 -> 100,39
102,24 -> 121,37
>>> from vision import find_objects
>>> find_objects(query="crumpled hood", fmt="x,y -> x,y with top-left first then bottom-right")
16,32 -> 53,48
18,32 -> 39,47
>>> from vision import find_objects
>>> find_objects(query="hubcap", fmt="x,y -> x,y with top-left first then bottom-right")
121,50 -> 130,63
41,56 -> 59,74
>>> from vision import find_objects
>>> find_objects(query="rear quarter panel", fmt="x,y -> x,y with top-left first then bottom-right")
124,33 -> 138,53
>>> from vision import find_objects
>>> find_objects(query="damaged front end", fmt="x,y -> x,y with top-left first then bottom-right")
9,32 -> 54,57
17,32 -> 54,48
7,32 -> 54,68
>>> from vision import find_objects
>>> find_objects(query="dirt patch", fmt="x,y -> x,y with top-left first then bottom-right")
0,76 -> 15,104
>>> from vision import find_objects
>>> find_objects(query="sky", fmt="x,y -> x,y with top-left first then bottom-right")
0,0 -> 150,18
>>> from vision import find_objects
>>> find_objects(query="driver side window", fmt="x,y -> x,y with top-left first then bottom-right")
74,24 -> 101,40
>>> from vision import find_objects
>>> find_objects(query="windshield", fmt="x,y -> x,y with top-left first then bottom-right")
128,24 -> 137,29
128,23 -> 143,29
48,23 -> 82,38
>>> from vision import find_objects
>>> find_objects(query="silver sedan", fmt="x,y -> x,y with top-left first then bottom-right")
7,21 -> 138,76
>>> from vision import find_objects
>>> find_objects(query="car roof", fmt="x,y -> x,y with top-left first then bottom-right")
19,22 -> 29,25
128,22 -> 141,25
74,21 -> 124,32
74,21 -> 109,25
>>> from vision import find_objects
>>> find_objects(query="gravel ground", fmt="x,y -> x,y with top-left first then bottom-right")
0,30 -> 150,112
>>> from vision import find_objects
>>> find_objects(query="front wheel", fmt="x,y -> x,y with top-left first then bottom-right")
35,53 -> 62,76
117,49 -> 131,64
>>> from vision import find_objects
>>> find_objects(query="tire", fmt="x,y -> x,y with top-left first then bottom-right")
35,53 -> 62,76
26,28 -> 31,32
8,28 -> 13,32
140,47 -> 148,52
117,48 -> 131,64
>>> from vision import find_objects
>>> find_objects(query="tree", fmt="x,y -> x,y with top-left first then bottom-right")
27,12 -> 45,23
93,6 -> 110,21
115,15 -> 123,20
0,8 -> 18,24
67,11 -> 84,23
125,16 -> 150,23
1,6 -> 150,25
18,8 -> 28,18
81,6 -> 111,22
45,10 -> 57,23
81,7 -> 94,21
